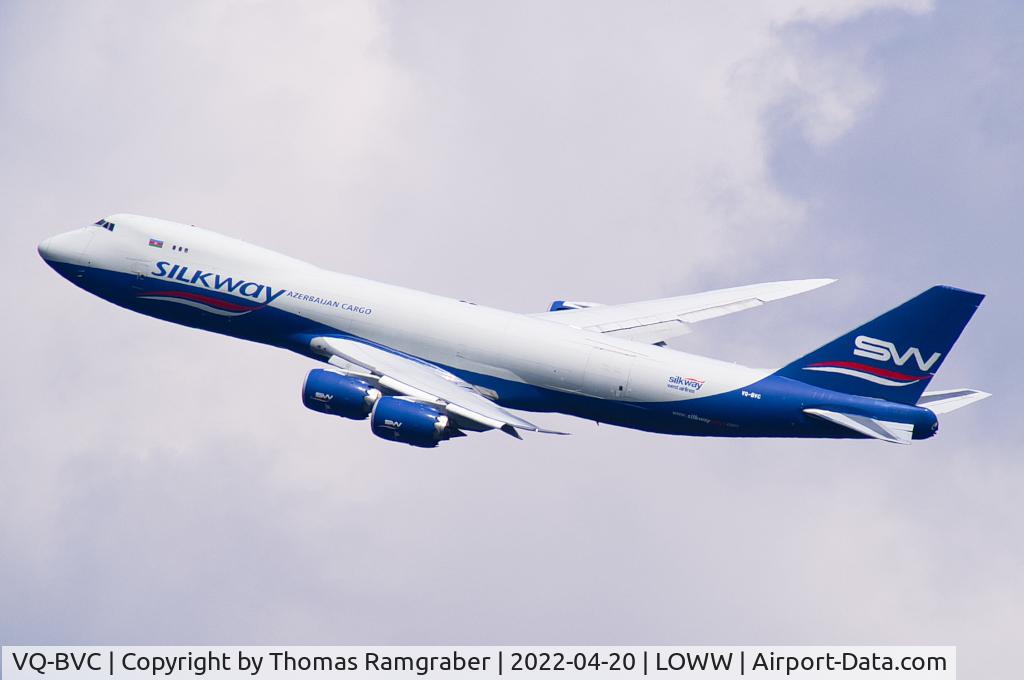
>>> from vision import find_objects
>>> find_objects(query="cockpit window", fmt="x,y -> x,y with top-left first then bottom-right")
93,219 -> 115,231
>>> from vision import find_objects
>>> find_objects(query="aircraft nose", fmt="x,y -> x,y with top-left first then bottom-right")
37,229 -> 93,265
37,236 -> 55,260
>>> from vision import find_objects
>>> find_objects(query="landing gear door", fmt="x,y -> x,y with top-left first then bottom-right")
127,257 -> 153,289
583,347 -> 636,399
70,231 -> 98,281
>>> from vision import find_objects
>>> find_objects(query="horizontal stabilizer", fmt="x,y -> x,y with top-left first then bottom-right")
804,408 -> 914,445
917,389 -> 991,414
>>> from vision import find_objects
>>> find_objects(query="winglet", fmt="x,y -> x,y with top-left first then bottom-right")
756,278 -> 836,301
533,427 -> 572,435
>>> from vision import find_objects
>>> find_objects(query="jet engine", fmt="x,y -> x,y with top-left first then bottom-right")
302,369 -> 381,420
370,396 -> 454,448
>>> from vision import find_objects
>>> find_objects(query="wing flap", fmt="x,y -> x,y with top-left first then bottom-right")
804,408 -> 914,444
677,297 -> 764,323
602,319 -> 692,344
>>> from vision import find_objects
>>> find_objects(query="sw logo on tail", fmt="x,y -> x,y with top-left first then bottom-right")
853,335 -> 942,372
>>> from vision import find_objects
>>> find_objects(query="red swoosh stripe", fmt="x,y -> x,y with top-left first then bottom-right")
808,361 -> 929,382
137,290 -> 261,312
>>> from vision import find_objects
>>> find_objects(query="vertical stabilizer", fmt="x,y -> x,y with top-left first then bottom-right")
775,286 -> 984,404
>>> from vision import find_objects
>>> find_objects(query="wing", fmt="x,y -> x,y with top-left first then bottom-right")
534,279 -> 835,344
310,336 -> 567,438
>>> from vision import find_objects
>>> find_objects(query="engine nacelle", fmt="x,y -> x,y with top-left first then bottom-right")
302,369 -> 381,420
370,396 -> 452,448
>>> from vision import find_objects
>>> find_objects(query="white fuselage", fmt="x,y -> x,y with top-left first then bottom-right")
39,214 -> 798,437
116,215 -> 766,401
39,214 -> 958,442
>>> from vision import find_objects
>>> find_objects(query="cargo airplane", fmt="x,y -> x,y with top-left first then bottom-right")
39,214 -> 989,447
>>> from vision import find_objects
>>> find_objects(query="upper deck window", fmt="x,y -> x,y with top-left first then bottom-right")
93,219 -> 115,232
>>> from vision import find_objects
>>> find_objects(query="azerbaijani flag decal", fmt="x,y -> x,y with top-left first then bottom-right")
148,238 -> 164,248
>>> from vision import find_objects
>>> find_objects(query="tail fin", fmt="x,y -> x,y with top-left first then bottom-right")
775,285 -> 984,404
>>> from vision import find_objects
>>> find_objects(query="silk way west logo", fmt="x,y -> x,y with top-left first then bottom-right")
802,335 -> 942,388
668,375 -> 705,394
136,261 -> 287,317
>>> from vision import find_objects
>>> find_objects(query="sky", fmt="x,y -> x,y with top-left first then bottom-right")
1,0 -> 1021,676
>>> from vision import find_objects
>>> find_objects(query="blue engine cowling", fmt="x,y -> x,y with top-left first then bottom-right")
302,369 -> 381,420
370,396 -> 452,448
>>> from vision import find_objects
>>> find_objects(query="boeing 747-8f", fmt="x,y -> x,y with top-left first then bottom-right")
39,214 -> 989,447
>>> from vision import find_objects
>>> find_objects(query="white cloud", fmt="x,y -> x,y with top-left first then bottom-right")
344,1 -> 930,308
